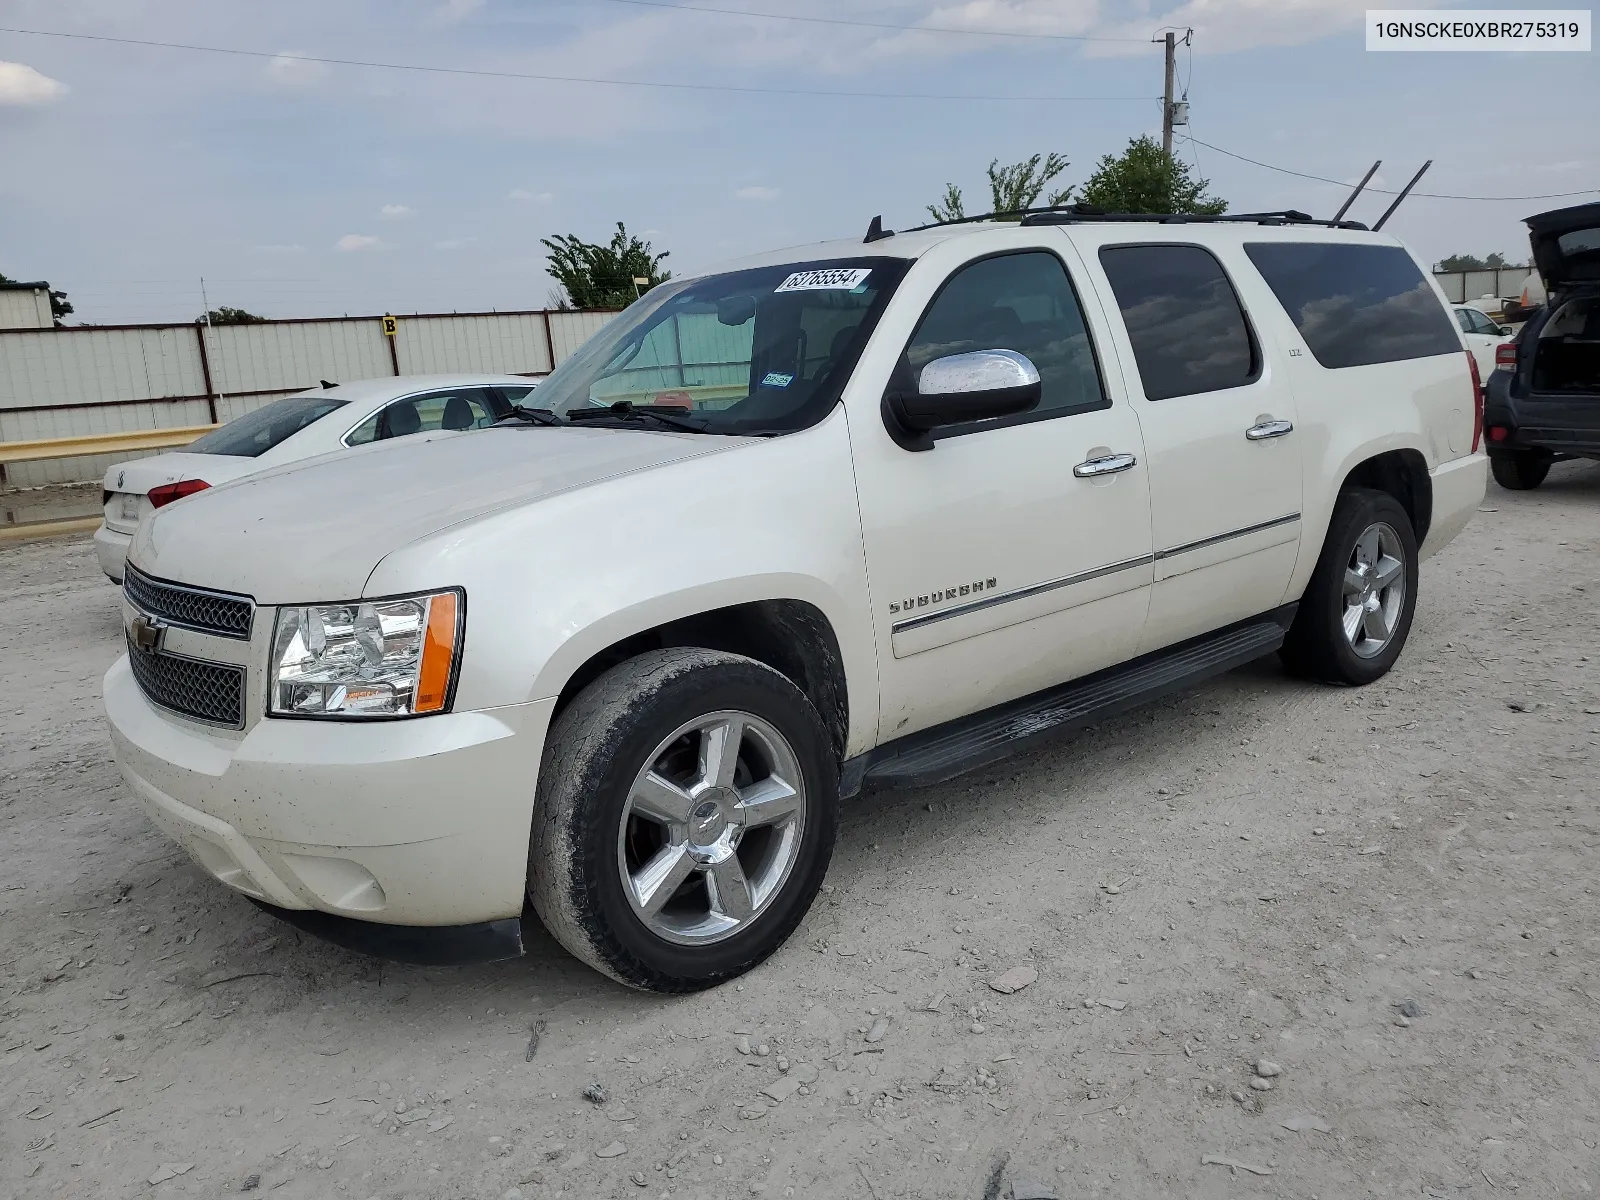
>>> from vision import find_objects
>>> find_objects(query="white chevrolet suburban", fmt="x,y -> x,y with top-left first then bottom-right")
104,210 -> 1487,992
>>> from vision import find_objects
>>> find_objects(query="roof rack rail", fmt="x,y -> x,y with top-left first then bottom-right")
900,203 -> 1368,233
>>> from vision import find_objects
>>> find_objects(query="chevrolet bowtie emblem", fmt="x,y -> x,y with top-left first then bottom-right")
129,614 -> 166,653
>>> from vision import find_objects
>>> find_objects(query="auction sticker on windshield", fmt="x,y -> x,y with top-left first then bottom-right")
775,268 -> 872,292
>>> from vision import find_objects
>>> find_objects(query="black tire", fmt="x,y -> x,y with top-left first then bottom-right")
528,648 -> 837,992
1489,451 -> 1550,491
1281,487 -> 1419,686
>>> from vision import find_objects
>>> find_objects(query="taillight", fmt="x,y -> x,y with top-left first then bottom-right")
1466,351 -> 1483,454
1495,343 -> 1517,370
148,479 -> 210,509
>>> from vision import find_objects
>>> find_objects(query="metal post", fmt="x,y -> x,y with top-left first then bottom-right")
1372,160 -> 1432,231
199,277 -> 224,423
541,310 -> 558,377
1332,161 -> 1382,224
1161,32 -> 1176,158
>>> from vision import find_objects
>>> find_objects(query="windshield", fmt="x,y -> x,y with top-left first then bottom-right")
188,394 -> 346,458
533,257 -> 910,434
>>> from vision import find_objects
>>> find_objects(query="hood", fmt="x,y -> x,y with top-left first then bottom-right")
102,451 -> 259,495
1527,202 -> 1600,290
130,425 -> 744,602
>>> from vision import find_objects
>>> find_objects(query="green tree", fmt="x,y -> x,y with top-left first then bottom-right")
197,306 -> 266,325
1435,252 -> 1509,272
540,222 -> 670,310
0,270 -> 73,325
1077,136 -> 1227,216
927,153 -> 1074,223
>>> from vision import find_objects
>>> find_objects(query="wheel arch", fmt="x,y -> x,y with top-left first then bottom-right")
1339,448 -> 1433,546
542,593 -> 853,763
1287,440 -> 1435,604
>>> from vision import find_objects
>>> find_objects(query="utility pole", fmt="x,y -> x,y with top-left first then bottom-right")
1161,31 -> 1176,159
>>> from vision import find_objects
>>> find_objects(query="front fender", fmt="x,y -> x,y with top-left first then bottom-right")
363,408 -> 881,757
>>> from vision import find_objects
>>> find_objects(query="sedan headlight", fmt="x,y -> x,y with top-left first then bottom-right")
269,590 -> 462,718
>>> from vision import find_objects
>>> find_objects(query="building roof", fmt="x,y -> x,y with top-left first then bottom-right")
0,281 -> 50,291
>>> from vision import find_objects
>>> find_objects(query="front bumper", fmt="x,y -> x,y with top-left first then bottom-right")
93,522 -> 131,583
105,655 -> 554,936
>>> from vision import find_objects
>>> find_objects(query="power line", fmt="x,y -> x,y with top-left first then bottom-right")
598,0 -> 1153,44
1188,135 -> 1600,202
0,26 -> 1153,102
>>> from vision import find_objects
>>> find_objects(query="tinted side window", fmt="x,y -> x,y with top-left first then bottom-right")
1454,309 -> 1475,334
1098,245 -> 1258,400
905,251 -> 1106,420
346,388 -> 497,445
1245,242 -> 1461,368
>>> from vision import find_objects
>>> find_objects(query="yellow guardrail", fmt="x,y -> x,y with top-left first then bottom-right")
0,516 -> 103,544
0,425 -> 218,466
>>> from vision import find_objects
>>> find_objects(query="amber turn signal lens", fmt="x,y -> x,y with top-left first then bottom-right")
414,591 -> 460,714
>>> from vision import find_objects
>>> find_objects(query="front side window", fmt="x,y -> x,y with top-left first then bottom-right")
903,251 -> 1106,422
187,395 -> 347,458
1244,242 -> 1461,369
532,258 -> 909,434
346,388 -> 500,445
1099,244 -> 1258,400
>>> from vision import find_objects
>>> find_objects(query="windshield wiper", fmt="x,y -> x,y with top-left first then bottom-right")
564,402 -> 713,434
497,405 -> 563,426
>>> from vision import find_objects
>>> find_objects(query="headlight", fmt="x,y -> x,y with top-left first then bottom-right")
269,590 -> 462,718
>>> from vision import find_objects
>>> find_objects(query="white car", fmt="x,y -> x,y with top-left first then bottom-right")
105,213 -> 1486,991
1453,304 -> 1513,380
93,374 -> 539,582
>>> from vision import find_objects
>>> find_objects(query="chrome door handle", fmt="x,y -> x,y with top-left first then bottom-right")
1246,419 -> 1294,441
1073,452 -> 1137,478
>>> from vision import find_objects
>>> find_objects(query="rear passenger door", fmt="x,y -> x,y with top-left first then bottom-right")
1085,239 -> 1304,654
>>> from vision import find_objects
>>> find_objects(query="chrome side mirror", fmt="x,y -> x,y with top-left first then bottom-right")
883,349 -> 1042,450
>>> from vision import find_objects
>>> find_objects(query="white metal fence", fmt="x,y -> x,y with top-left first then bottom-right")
1432,266 -> 1536,305
0,308 -> 618,488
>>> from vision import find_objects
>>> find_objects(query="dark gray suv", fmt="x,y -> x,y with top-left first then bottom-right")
1483,203 -> 1600,489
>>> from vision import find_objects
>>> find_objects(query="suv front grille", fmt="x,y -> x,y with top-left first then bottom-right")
126,636 -> 246,728
124,566 -> 253,640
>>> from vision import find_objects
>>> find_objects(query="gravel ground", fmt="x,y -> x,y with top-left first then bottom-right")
2,462 -> 1597,1200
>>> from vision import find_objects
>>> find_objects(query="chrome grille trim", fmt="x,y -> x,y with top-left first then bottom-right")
124,565 -> 254,640
125,635 -> 246,729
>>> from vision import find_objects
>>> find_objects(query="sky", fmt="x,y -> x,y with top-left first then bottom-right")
0,0 -> 1595,324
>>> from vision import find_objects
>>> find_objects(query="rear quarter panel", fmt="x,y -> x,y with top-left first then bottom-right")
1231,229 -> 1480,599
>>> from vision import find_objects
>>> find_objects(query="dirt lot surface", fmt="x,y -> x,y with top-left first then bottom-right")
2,463 -> 1597,1200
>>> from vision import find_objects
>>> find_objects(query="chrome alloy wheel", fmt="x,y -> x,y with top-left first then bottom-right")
1342,521 -> 1406,659
616,710 -> 807,946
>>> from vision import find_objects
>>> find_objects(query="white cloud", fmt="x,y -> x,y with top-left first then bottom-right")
336,234 -> 382,252
735,186 -> 781,201
509,189 -> 553,202
266,51 -> 329,88
436,0 -> 486,22
0,61 -> 68,106
379,204 -> 416,219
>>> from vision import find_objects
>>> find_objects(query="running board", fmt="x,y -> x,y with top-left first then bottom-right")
847,606 -> 1296,792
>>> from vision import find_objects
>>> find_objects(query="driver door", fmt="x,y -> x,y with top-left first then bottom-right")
849,233 -> 1154,743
